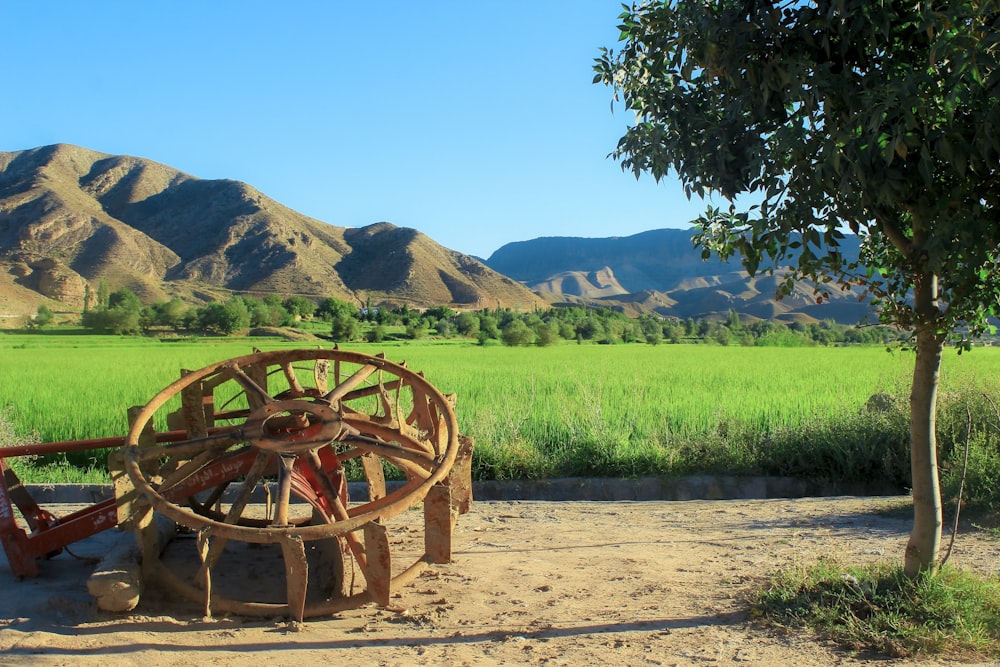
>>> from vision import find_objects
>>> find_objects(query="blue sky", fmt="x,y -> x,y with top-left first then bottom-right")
1,1 -> 716,259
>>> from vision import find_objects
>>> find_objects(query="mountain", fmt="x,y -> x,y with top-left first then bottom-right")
0,144 -> 875,326
0,144 -> 545,318
486,230 -> 873,324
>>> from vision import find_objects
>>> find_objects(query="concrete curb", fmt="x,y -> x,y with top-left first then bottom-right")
24,475 -> 903,505
471,476 -> 902,502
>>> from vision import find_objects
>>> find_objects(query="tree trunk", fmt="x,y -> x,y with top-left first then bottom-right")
904,271 -> 944,577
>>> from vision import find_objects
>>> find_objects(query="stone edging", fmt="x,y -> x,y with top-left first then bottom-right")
24,475 -> 903,505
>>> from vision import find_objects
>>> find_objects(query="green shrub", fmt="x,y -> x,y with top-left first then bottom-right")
939,386 -> 1000,512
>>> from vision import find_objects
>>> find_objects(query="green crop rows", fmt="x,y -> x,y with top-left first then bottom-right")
3,334 -> 999,484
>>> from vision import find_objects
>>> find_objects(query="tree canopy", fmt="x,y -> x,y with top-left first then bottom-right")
598,0 -> 1000,333
597,0 -> 1000,575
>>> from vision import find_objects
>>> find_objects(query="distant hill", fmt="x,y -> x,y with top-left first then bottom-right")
0,144 -> 546,319
486,230 -> 873,324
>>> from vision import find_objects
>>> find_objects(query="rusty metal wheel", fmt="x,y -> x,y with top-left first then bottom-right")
119,348 -> 467,621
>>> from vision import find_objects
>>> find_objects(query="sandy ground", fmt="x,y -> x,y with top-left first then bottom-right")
1,496 -> 998,667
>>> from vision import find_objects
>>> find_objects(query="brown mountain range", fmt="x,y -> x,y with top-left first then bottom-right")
0,144 -> 545,320
485,231 -> 874,324
1,144 -> 873,326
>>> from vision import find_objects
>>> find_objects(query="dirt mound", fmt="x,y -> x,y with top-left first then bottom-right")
247,326 -> 323,341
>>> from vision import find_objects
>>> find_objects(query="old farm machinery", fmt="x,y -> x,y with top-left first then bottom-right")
0,348 -> 473,622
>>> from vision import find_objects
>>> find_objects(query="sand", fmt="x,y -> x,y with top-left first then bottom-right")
2,496 -> 998,666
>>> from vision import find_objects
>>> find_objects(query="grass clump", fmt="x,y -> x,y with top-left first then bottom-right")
940,385 -> 1000,512
755,559 -> 1000,660
0,405 -> 37,448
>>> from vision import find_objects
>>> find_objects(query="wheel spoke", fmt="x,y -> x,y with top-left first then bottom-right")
223,361 -> 275,408
406,387 -> 436,433
222,450 -> 270,524
343,434 -> 435,469
332,446 -> 363,463
272,454 -> 297,527
299,449 -> 370,572
281,362 -> 306,397
319,474 -> 370,574
196,527 -> 213,618
323,363 -> 378,405
212,407 -> 251,422
305,450 -> 344,519
360,453 -> 387,502
135,427 -> 244,464
337,378 -> 403,403
343,417 -> 435,454
335,444 -> 420,478
333,380 -> 398,424
363,521 -> 391,605
192,481 -> 231,512
158,447 -> 258,501
197,450 -> 271,574
352,453 -> 430,481
158,448 -> 232,496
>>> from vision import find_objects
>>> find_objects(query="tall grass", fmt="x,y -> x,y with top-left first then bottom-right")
3,333 -> 1000,486
0,336 -> 310,442
392,344 -> 922,480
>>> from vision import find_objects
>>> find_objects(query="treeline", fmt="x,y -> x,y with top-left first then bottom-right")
73,285 -> 898,347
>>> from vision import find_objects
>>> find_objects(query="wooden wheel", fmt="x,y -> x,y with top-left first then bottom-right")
119,348 -> 466,621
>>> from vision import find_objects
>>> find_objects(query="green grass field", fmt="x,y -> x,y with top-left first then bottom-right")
3,333 -> 1000,483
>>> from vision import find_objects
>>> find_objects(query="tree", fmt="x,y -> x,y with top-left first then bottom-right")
597,1 -> 1000,576
533,320 -> 561,346
330,313 -> 360,342
455,312 -> 481,338
82,305 -> 140,335
423,306 -> 456,321
248,299 -> 285,327
198,298 -> 251,334
366,324 -> 386,343
501,320 -> 535,347
315,297 -> 340,322
282,295 -> 316,320
405,321 -> 425,339
478,314 -> 500,340
81,287 -> 144,334
575,317 -> 602,341
108,288 -> 142,313
435,318 -> 452,337
30,305 -> 54,328
148,297 -> 187,329
95,278 -> 110,310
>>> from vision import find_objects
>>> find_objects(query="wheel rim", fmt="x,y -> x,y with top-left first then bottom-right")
121,348 -> 461,619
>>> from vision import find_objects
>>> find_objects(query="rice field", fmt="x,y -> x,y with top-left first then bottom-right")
2,333 -> 1000,482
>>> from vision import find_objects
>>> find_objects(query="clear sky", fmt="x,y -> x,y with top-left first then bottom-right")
1,1 -> 716,259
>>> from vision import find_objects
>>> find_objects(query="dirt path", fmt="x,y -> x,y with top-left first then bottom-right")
2,496 -> 997,666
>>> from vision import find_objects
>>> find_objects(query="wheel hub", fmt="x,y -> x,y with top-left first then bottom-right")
243,399 -> 345,454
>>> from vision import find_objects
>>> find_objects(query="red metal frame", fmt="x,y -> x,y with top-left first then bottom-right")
0,431 -> 188,578
0,428 -> 346,578
1,445 -> 119,578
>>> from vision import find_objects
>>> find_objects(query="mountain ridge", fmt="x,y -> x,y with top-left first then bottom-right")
0,144 -> 545,317
1,144 -> 874,326
485,230 -> 872,324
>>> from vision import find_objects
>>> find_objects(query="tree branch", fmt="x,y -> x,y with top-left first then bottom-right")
878,216 -> 912,258
939,405 -> 971,568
